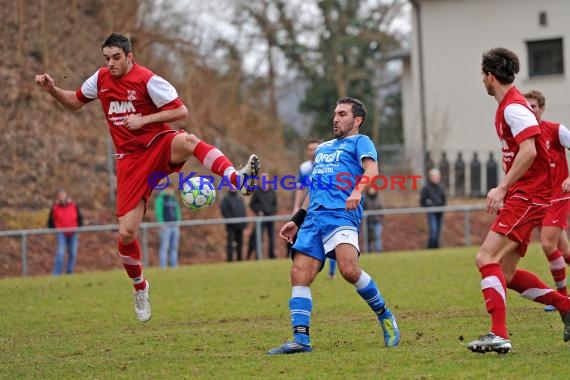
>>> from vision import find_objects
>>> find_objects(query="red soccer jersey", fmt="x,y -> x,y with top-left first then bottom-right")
76,63 -> 184,154
495,87 -> 551,203
541,120 -> 570,200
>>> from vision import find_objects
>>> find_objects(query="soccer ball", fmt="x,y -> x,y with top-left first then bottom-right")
180,177 -> 216,211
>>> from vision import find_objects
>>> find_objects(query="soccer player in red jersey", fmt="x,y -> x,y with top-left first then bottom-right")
34,33 -> 260,322
466,48 -> 570,354
524,90 -> 570,311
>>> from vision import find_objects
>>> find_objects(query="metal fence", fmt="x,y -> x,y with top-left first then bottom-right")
0,204 -> 486,277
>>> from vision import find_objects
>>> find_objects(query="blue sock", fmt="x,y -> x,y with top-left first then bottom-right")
355,271 -> 387,318
289,286 -> 312,346
329,259 -> 336,276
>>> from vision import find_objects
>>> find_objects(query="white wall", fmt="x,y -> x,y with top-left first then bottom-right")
405,0 -> 570,179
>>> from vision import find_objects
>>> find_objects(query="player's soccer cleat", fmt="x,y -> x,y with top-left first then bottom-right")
544,305 -> 557,312
267,340 -> 312,355
466,333 -> 511,354
378,309 -> 400,347
237,154 -> 260,196
561,312 -> 570,342
134,281 -> 151,322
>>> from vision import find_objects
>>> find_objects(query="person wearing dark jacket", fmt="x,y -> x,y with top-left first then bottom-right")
420,168 -> 447,249
248,173 -> 278,259
220,189 -> 247,261
48,189 -> 83,275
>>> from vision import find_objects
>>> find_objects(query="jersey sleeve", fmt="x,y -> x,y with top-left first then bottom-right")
147,75 -> 183,110
356,135 -> 378,167
504,103 -> 540,144
76,70 -> 99,103
559,124 -> 570,149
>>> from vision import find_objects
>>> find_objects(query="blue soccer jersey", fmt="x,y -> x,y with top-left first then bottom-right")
308,134 -> 378,220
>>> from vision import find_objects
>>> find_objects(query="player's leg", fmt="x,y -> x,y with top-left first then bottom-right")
541,226 -> 567,296
558,230 -> 570,263
541,202 -> 569,310
335,243 -> 400,346
467,231 -> 516,353
505,248 -> 570,342
118,200 -> 151,322
267,253 -> 320,354
328,258 -> 336,279
170,132 -> 259,195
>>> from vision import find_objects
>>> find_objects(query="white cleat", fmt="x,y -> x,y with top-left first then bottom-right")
237,154 -> 260,196
466,332 -> 511,354
134,281 -> 151,322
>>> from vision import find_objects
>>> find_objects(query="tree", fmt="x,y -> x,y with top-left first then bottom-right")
223,0 -> 408,142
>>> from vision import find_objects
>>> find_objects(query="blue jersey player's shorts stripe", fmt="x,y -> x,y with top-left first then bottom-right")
292,211 -> 360,263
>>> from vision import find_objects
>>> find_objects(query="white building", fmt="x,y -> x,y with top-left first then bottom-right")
403,0 -> 570,195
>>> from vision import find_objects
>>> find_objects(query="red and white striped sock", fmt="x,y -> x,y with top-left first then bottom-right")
118,239 -> 146,291
547,250 -> 568,296
508,269 -> 570,313
193,141 -> 238,185
479,263 -> 508,339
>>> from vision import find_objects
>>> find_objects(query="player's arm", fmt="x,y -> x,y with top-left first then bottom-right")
487,137 -> 536,212
34,73 -> 84,110
125,105 -> 188,131
558,124 -> 570,192
346,157 -> 378,210
126,75 -> 189,130
292,188 -> 305,213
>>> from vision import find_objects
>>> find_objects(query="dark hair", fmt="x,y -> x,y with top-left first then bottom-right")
102,33 -> 132,55
336,97 -> 367,125
481,48 -> 520,85
524,90 -> 546,108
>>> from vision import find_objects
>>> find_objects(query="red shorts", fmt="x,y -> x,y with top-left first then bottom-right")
491,195 -> 548,256
115,131 -> 185,217
542,198 -> 570,229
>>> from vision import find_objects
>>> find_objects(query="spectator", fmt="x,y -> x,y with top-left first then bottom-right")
220,189 -> 247,262
248,173 -> 278,259
364,186 -> 384,253
154,182 -> 181,268
48,189 -> 83,275
420,168 -> 446,249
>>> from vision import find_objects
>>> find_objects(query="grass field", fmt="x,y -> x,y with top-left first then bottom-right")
1,245 -> 568,379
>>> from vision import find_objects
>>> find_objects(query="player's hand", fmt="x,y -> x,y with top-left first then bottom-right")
485,186 -> 506,214
34,73 -> 55,92
279,221 -> 298,243
345,190 -> 362,210
125,113 -> 145,130
562,177 -> 570,192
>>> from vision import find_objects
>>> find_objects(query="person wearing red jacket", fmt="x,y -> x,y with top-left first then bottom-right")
48,189 -> 83,276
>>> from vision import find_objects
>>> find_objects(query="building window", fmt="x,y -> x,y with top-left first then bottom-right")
538,11 -> 547,27
527,38 -> 564,77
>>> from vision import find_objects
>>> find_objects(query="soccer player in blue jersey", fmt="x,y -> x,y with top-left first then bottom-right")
291,139 -> 337,278
268,97 -> 400,355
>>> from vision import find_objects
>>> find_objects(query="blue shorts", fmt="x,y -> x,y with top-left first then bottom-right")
292,210 -> 360,263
